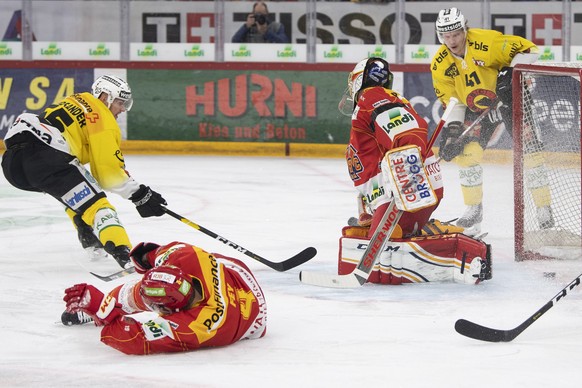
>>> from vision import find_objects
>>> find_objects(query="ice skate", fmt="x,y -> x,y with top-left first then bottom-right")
537,205 -> 554,229
61,310 -> 93,326
104,242 -> 132,269
75,215 -> 109,261
456,203 -> 483,236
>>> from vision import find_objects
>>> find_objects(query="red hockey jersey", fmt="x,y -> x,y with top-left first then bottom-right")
100,242 -> 267,355
347,86 -> 444,237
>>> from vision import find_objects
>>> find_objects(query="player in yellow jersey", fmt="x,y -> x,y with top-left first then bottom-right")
431,8 -> 553,235
2,75 -> 167,268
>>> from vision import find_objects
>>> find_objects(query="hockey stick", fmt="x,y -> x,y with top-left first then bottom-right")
435,100 -> 502,163
455,272 -> 582,342
90,266 -> 136,282
163,208 -> 317,272
90,208 -> 318,281
299,98 -> 458,288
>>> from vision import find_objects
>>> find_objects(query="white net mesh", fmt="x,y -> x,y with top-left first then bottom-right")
514,63 -> 582,261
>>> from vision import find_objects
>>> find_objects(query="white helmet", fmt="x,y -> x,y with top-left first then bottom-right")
435,8 -> 467,44
348,58 -> 368,101
338,58 -> 367,116
91,75 -> 133,111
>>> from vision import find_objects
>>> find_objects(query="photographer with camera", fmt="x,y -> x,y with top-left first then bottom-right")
231,1 -> 289,44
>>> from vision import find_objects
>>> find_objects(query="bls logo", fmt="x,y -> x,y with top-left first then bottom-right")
470,41 -> 489,52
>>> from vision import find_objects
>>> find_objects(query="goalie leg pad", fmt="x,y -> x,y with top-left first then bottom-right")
338,232 -> 492,285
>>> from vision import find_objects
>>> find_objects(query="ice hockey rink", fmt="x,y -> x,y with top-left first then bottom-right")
1,154 -> 580,387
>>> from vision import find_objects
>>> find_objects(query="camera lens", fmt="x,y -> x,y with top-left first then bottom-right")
254,14 -> 267,25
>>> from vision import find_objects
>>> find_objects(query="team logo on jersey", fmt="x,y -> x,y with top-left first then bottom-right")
115,149 -> 124,163
466,89 -> 497,112
363,184 -> 386,205
346,144 -> 364,182
472,58 -> 486,67
432,50 -> 449,71
468,41 -> 489,52
444,64 -> 459,78
378,108 -> 417,138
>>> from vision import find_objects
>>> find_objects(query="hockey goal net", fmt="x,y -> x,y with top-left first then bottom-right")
513,63 -> 582,261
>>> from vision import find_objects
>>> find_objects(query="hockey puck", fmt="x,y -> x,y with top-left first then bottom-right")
543,272 -> 556,279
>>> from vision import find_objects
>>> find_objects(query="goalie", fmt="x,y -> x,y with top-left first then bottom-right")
337,57 -> 491,285
62,241 -> 267,355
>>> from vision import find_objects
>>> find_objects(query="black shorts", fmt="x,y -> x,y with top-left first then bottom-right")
2,131 -> 106,214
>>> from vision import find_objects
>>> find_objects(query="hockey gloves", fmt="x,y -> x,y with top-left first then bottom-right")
496,66 -> 513,106
438,121 -> 465,162
63,283 -> 123,326
130,184 -> 167,218
129,242 -> 161,273
494,66 -> 514,129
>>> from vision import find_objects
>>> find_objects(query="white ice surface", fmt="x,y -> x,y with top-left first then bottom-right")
1,155 -> 581,387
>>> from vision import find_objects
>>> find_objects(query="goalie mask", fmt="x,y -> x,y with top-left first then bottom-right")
91,75 -> 134,111
338,57 -> 394,116
140,265 -> 195,314
435,8 -> 467,44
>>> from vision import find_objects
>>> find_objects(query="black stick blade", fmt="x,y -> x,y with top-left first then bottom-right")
454,319 -> 517,343
268,247 -> 317,272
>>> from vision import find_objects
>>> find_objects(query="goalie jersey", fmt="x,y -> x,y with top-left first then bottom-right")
431,28 -> 537,113
347,86 -> 444,214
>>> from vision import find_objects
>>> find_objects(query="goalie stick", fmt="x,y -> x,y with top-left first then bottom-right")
455,272 -> 582,342
163,208 -> 317,272
299,97 -> 458,288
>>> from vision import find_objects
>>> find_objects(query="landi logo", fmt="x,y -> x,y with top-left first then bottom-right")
577,53 -> 582,61
277,45 -> 296,58
184,45 -> 204,57
324,46 -> 342,58
185,74 -> 317,118
232,45 -> 251,57
0,43 -> 12,56
41,42 -> 61,56
89,43 -> 110,56
411,46 -> 429,59
368,46 -> 386,59
538,47 -> 555,61
137,44 -> 157,57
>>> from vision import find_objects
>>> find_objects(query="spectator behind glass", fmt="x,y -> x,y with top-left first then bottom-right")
231,1 -> 290,43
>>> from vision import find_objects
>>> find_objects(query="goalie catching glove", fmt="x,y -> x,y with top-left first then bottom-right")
130,184 -> 167,218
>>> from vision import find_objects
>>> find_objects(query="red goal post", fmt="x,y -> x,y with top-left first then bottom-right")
513,63 -> 582,261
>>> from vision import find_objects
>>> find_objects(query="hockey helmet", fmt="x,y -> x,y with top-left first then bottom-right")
338,57 -> 394,116
91,75 -> 134,111
435,8 -> 468,44
140,265 -> 195,314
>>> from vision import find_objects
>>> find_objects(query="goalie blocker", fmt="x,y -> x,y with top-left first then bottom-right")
338,226 -> 492,285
